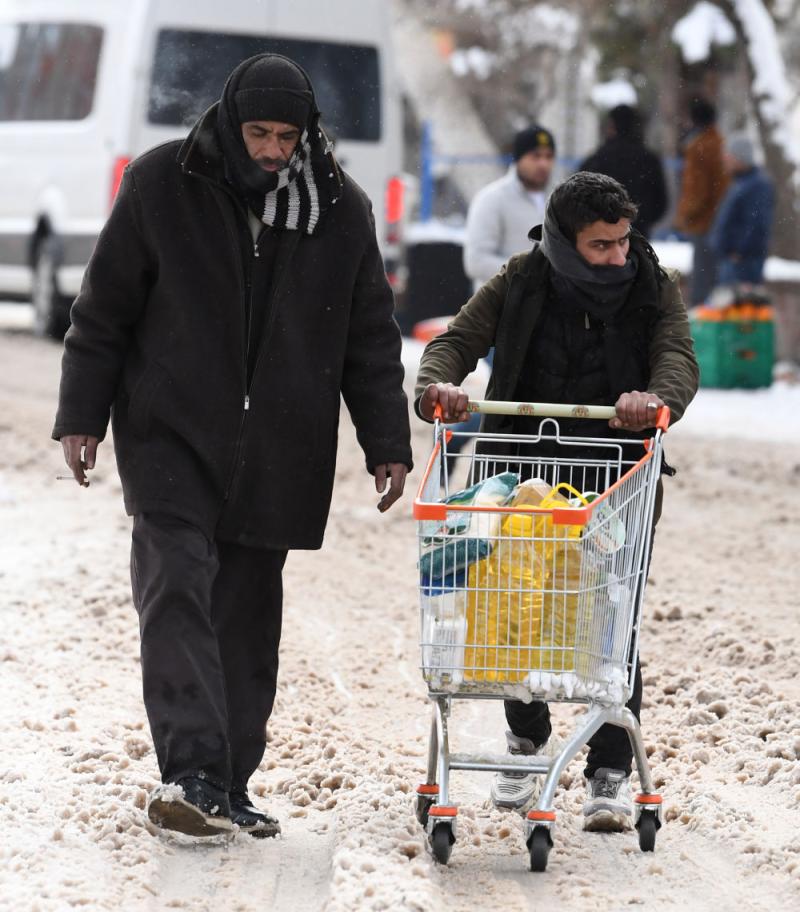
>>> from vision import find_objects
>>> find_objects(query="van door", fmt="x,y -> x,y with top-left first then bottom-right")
0,18 -> 107,298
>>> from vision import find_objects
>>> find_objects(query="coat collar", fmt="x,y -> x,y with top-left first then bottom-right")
176,103 -> 227,182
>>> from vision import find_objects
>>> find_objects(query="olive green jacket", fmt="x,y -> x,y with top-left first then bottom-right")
415,249 -> 699,428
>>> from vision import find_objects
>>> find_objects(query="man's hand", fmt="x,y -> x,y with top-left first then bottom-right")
60,434 -> 100,487
610,392 -> 665,432
374,462 -> 408,513
419,382 -> 469,423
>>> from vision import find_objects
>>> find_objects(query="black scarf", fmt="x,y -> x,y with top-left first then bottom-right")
216,59 -> 341,235
532,204 -> 665,398
536,203 -> 638,318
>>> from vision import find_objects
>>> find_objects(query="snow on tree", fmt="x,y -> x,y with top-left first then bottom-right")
676,0 -> 800,258
671,2 -> 737,64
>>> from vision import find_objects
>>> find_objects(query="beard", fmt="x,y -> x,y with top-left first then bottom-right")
254,155 -> 290,172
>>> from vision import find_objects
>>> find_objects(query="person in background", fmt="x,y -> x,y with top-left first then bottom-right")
674,98 -> 729,305
579,104 -> 668,238
52,54 -> 412,839
454,126 -> 556,445
710,133 -> 774,287
463,125 -> 556,290
416,172 -> 698,833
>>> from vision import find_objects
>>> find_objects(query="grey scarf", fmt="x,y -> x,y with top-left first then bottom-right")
537,202 -> 637,315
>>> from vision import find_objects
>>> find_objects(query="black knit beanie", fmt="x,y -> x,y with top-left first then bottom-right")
217,54 -> 320,201
234,55 -> 314,128
513,125 -> 556,160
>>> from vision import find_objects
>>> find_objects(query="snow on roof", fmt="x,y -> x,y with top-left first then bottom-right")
672,2 -> 736,64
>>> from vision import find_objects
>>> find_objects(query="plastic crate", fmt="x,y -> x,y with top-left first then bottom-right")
690,306 -> 774,389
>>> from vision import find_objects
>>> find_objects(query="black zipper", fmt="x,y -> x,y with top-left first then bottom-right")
221,225 -> 264,502
184,166 -> 300,504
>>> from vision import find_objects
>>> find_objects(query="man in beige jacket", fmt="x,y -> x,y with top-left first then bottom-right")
416,172 -> 698,832
464,125 -> 556,290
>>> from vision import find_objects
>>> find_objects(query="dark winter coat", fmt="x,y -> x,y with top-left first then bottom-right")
414,243 -> 698,431
579,138 -> 668,238
710,167 -> 774,284
52,105 -> 412,550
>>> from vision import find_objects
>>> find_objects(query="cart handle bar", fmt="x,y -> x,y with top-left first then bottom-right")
434,400 -> 670,433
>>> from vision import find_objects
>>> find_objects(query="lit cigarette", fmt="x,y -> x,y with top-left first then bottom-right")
55,475 -> 90,487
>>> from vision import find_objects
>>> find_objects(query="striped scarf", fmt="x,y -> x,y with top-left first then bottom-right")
260,129 -> 321,235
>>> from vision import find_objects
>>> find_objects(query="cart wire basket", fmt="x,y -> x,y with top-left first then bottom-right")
412,399 -> 669,870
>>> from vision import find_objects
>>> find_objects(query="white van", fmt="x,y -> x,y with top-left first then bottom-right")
0,0 -> 405,336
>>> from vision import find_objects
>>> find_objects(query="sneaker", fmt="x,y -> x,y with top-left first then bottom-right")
230,790 -> 281,839
147,777 -> 233,837
582,767 -> 632,832
490,732 -> 543,811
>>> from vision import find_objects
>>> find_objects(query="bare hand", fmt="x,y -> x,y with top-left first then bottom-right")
60,434 -> 99,487
610,392 -> 665,432
374,462 -> 408,513
419,382 -> 469,423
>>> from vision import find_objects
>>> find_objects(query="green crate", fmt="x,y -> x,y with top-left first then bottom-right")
690,316 -> 774,388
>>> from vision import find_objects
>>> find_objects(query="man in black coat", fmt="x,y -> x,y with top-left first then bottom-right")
580,105 -> 668,238
52,55 -> 413,838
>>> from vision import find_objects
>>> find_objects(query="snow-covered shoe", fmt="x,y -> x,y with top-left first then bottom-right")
230,791 -> 281,839
582,767 -> 632,832
148,777 -> 232,837
490,732 -> 543,811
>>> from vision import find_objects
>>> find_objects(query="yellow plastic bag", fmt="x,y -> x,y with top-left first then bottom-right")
538,485 -> 586,673
463,484 -> 589,682
464,512 -> 544,682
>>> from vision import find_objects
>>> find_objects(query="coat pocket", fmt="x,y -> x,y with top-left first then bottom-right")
128,362 -> 169,439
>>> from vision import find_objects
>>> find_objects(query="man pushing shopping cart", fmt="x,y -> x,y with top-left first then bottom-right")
414,172 -> 699,868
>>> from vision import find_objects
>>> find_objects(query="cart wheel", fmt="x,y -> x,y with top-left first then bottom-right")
416,794 -> 434,828
430,823 -> 454,865
528,826 -> 553,872
637,811 -> 658,853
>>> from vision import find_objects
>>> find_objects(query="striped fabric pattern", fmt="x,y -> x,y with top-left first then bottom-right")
261,130 -> 320,235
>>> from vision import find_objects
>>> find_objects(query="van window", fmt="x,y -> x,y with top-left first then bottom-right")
0,23 -> 103,121
148,30 -> 380,141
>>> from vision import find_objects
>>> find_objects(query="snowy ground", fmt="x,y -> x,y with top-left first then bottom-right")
1,305 -> 799,911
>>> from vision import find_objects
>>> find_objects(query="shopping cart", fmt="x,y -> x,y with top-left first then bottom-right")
413,400 -> 669,871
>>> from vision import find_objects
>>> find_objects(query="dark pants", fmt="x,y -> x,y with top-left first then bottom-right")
130,513 -> 286,793
503,658 -> 643,778
690,233 -> 718,306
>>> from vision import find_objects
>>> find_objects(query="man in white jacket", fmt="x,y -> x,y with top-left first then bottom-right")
464,125 -> 556,289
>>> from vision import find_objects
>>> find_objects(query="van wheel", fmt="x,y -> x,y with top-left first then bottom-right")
32,236 -> 71,339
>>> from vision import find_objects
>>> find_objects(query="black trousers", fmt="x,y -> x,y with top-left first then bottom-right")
503,658 -> 643,778
130,513 -> 286,792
